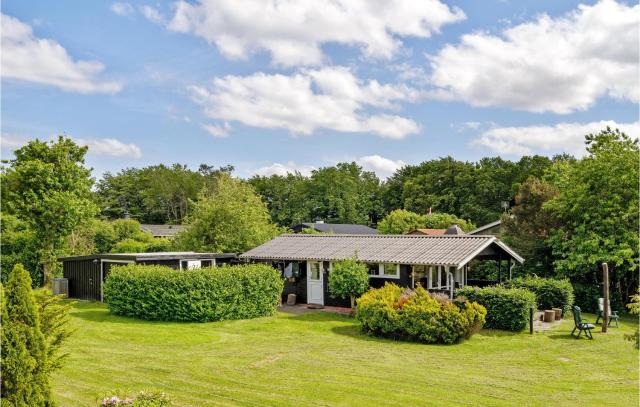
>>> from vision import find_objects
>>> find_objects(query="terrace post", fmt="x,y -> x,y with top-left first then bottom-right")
602,262 -> 609,333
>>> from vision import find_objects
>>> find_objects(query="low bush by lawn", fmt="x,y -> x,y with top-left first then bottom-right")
103,263 -> 283,322
356,284 -> 486,344
53,301 -> 638,406
456,285 -> 536,331
506,276 -> 575,314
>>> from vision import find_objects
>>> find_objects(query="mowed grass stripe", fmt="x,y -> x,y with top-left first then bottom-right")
53,302 -> 638,406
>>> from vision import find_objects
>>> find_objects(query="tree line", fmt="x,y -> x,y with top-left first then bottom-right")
1,129 -> 637,312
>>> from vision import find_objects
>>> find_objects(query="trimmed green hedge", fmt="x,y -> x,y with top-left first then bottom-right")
356,284 -> 486,344
103,264 -> 283,322
456,286 -> 536,331
506,276 -> 574,314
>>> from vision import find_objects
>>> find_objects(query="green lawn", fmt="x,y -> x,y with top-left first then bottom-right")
53,302 -> 638,406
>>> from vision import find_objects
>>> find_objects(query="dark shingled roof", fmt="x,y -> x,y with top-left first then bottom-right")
297,223 -> 378,234
140,224 -> 187,237
240,234 -> 523,268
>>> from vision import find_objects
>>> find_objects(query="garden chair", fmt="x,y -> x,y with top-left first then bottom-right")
595,298 -> 619,328
571,306 -> 594,339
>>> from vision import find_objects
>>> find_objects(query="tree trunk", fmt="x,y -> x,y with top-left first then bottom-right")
41,241 -> 56,287
43,258 -> 54,287
350,295 -> 355,308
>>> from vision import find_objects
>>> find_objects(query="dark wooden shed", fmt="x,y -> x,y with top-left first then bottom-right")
58,252 -> 236,302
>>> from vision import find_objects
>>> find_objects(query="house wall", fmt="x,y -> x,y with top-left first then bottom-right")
282,261 -> 308,304
63,259 -> 101,301
369,264 -> 412,290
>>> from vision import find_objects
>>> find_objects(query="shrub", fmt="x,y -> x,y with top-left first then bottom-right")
34,291 -> 74,372
355,284 -> 486,344
328,258 -> 370,308
507,276 -> 574,313
1,264 -> 50,405
101,391 -> 171,406
456,285 -> 536,331
625,289 -> 639,349
103,264 -> 283,322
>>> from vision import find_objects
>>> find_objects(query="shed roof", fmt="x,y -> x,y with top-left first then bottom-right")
297,223 -> 378,234
58,252 -> 235,262
240,234 -> 523,269
468,220 -> 502,235
140,224 -> 187,237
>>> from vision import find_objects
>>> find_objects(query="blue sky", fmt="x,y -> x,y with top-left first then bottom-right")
1,0 -> 638,179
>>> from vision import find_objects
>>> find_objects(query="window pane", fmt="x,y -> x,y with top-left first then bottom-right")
383,264 -> 397,276
367,263 -> 378,275
309,263 -> 321,280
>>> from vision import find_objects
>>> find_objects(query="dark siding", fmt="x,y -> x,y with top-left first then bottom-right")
216,257 -> 235,266
368,265 -> 412,290
63,259 -> 101,301
282,261 -> 307,304
102,261 -> 133,282
324,261 -> 351,307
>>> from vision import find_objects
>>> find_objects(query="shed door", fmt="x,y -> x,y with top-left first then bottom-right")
307,261 -> 324,305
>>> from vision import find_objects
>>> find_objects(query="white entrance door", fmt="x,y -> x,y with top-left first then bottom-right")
307,261 -> 324,305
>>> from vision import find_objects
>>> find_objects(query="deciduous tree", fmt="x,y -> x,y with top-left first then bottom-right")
2,137 -> 97,285
174,174 -> 282,253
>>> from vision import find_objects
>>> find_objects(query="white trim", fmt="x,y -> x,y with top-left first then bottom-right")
493,240 -> 525,264
306,261 -> 324,305
457,237 -> 498,269
100,260 -> 134,303
370,263 -> 400,279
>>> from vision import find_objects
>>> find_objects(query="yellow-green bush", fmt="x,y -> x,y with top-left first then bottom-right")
355,283 -> 486,344
103,263 -> 283,322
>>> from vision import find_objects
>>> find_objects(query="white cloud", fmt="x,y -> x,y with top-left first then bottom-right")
75,138 -> 142,158
189,66 -> 420,139
0,133 -> 31,154
168,0 -> 465,67
357,155 -> 406,178
428,0 -> 639,113
110,2 -> 134,16
473,120 -> 640,156
1,14 -> 122,94
140,5 -> 165,24
201,123 -> 230,138
1,133 -> 142,158
251,161 -> 316,177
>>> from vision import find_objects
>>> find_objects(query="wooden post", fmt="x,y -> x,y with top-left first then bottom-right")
529,306 -> 534,334
602,262 -> 609,333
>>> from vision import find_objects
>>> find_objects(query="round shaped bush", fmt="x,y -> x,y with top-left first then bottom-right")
355,283 -> 486,344
328,258 -> 369,307
103,263 -> 283,322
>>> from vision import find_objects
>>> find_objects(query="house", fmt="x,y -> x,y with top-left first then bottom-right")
58,252 -> 235,301
408,224 -> 465,236
467,220 -> 502,237
407,228 -> 446,236
292,221 -> 378,234
140,224 -> 187,238
239,234 -> 524,307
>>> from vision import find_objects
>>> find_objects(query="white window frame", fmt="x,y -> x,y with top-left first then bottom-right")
308,261 -> 322,281
200,258 -> 217,268
369,263 -> 400,279
179,259 -> 202,270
